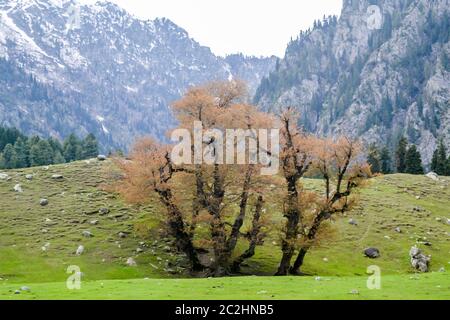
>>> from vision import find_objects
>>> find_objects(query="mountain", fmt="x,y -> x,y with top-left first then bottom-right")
0,0 -> 276,150
255,0 -> 449,165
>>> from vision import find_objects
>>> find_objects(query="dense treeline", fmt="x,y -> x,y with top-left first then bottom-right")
367,136 -> 450,176
0,127 -> 99,169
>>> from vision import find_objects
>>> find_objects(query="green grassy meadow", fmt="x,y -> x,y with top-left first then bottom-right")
0,160 -> 449,300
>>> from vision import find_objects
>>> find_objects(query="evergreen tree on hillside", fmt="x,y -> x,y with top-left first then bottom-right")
431,140 -> 448,175
405,145 -> 424,174
30,140 -> 54,167
380,146 -> 392,174
395,137 -> 408,173
367,144 -> 381,174
82,133 -> 99,159
48,137 -> 63,154
0,144 -> 18,169
13,137 -> 30,168
63,134 -> 82,162
53,151 -> 66,164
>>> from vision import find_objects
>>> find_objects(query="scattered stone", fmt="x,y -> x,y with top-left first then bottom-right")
349,218 -> 358,226
20,286 -> 30,292
0,173 -> 9,180
446,218 -> 450,225
349,289 -> 359,295
395,227 -> 402,233
99,208 -> 110,215
97,155 -> 107,161
82,231 -> 93,238
14,290 -> 20,295
136,248 -> 144,253
40,199 -> 49,206
118,232 -> 127,238
323,257 -> 329,262
415,196 -> 421,200
364,247 -> 380,259
315,276 -> 322,281
51,174 -> 64,180
14,184 -> 23,193
439,267 -> 446,273
25,174 -> 33,180
76,245 -> 85,255
409,246 -> 430,273
384,235 -> 391,240
126,257 -> 137,266
41,243 -> 50,252
425,172 -> 439,181
90,220 -> 99,225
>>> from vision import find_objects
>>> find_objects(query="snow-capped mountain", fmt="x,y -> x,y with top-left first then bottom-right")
0,0 -> 276,149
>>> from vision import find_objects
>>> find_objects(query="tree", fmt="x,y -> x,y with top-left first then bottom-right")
367,144 -> 381,174
395,137 -> 408,173
82,133 -> 99,159
14,137 -> 30,168
405,145 -> 424,174
275,107 -> 369,276
431,140 -> 447,175
53,151 -> 66,164
30,140 -> 54,167
63,134 -> 82,162
380,146 -> 392,174
0,144 -> 18,169
115,81 -> 272,276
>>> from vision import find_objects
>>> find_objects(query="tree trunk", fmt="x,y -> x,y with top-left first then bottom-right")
159,189 -> 203,271
290,247 -> 308,275
276,178 -> 300,275
231,195 -> 264,273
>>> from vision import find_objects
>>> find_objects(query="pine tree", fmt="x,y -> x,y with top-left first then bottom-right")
1,144 -> 18,169
380,146 -> 392,174
53,151 -> 66,164
48,137 -> 63,154
30,140 -> 54,167
13,137 -> 30,168
395,137 -> 408,173
431,140 -> 448,175
63,134 -> 82,162
367,144 -> 381,174
82,133 -> 99,159
405,145 -> 424,175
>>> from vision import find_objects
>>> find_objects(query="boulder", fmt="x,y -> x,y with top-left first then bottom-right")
20,286 -> 30,292
97,155 -> 107,161
349,218 -> 358,226
0,173 -> 10,180
126,257 -> 137,266
14,184 -> 23,193
76,245 -> 85,255
364,247 -> 380,259
395,227 -> 402,233
25,174 -> 33,180
99,208 -> 110,215
82,231 -> 93,238
39,199 -> 49,206
425,172 -> 438,181
118,232 -> 127,238
51,174 -> 64,180
90,220 -> 99,225
409,246 -> 430,272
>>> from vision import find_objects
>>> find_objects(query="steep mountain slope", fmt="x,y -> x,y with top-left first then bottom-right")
0,0 -> 276,150
255,0 -> 449,165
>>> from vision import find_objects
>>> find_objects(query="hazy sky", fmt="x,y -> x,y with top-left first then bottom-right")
79,0 -> 343,57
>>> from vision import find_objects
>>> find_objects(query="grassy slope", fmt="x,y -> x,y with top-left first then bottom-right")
0,160 -> 449,299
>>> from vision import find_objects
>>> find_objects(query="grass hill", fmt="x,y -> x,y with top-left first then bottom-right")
0,160 -> 449,299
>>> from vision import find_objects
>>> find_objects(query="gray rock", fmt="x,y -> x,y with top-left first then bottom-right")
364,248 -> 380,259
0,173 -> 9,180
76,245 -> 85,255
439,267 -> 445,273
39,199 -> 49,206
82,231 -> 93,238
51,174 -> 64,180
20,286 -> 30,292
97,155 -> 107,161
425,172 -> 439,181
409,246 -> 430,273
14,290 -> 21,295
126,257 -> 137,266
99,208 -> 110,215
90,220 -> 99,225
349,218 -> 358,226
14,184 -> 23,193
118,232 -> 127,238
395,227 -> 402,233
136,248 -> 144,253
25,174 -> 33,180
